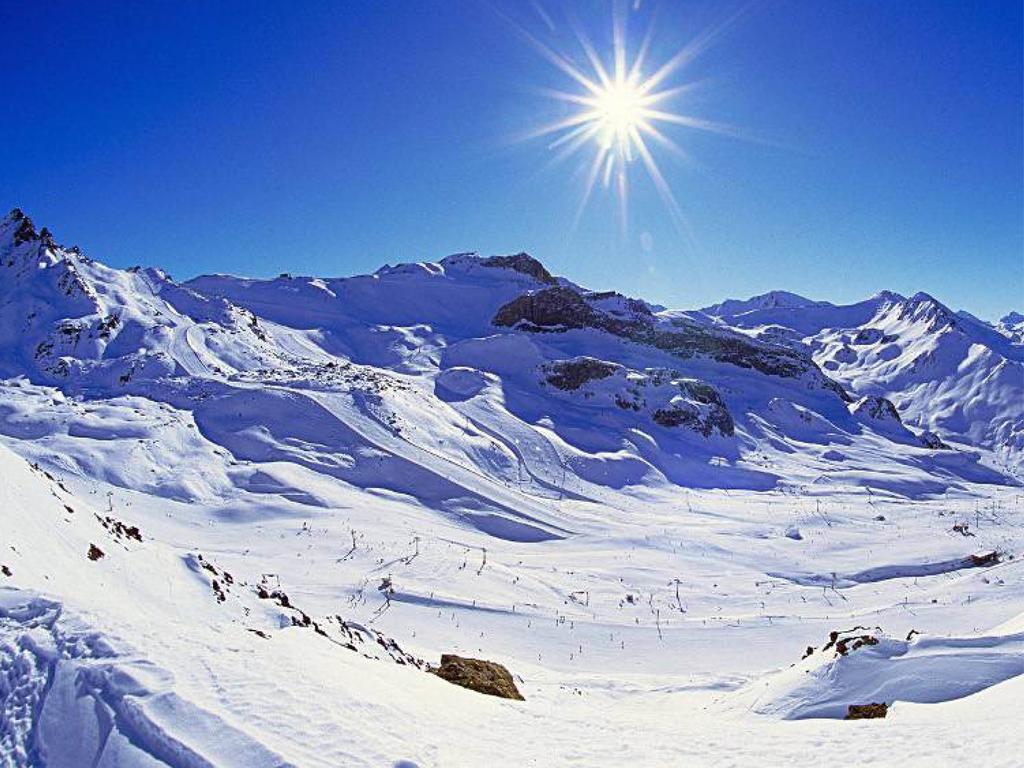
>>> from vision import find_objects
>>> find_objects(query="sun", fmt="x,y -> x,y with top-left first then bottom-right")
591,78 -> 645,152
515,8 -> 741,234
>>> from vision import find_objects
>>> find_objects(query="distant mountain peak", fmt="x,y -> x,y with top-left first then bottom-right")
870,289 -> 906,304
749,290 -> 817,308
700,290 -> 825,320
886,291 -> 958,331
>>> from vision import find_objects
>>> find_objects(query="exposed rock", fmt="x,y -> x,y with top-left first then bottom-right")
12,210 -> 38,245
970,551 -> 1000,567
852,328 -> 883,345
542,357 -> 618,390
851,395 -> 903,424
651,381 -> 735,436
834,634 -> 878,656
652,404 -> 701,429
88,544 -> 105,561
495,287 -> 851,400
493,287 -> 596,329
539,359 -> 735,438
585,290 -> 654,318
432,654 -> 524,700
918,430 -> 951,450
897,292 -> 959,333
677,380 -> 735,437
481,252 -> 556,285
820,627 -> 881,657
845,702 -> 888,720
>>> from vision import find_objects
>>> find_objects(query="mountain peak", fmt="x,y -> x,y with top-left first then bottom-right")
479,252 -> 556,285
890,291 -> 957,329
749,289 -> 817,308
868,289 -> 905,306
700,290 -> 823,320
909,291 -> 941,305
2,207 -> 40,246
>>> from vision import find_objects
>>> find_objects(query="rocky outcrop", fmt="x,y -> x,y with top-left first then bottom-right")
10,208 -> 38,246
651,380 -> 735,437
542,357 -> 617,390
495,287 -> 851,400
493,287 -> 596,329
851,395 -> 902,424
845,702 -> 887,720
918,430 -> 951,450
539,358 -> 735,438
480,252 -> 556,285
432,654 -> 524,700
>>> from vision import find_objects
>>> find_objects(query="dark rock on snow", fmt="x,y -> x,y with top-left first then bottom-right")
481,252 -> 557,285
432,654 -> 524,700
494,287 -> 851,401
845,702 -> 888,720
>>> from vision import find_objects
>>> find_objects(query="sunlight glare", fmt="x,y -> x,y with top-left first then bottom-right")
518,8 -> 742,234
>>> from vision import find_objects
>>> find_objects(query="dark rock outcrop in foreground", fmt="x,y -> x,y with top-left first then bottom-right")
432,654 -> 525,700
845,702 -> 888,720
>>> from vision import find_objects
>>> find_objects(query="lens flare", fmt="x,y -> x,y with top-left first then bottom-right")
517,7 -> 743,234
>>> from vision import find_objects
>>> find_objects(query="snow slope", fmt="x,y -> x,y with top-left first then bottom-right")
1,209 -> 1023,766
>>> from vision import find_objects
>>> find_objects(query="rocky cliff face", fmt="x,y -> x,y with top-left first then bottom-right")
494,286 -> 851,402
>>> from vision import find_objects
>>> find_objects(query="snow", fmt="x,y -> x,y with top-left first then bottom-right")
1,208 -> 1023,766
707,286 -> 1024,468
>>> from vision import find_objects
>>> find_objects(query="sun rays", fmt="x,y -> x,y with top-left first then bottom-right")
517,5 -> 743,236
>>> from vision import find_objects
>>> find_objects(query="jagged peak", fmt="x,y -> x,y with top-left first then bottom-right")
870,289 -> 906,305
896,291 -> 956,324
1,207 -> 39,246
865,289 -> 959,333
999,311 -> 1024,327
1,208 -> 76,259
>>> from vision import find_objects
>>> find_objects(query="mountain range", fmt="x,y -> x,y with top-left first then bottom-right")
1,208 -> 1022,766
2,207 -> 1020,506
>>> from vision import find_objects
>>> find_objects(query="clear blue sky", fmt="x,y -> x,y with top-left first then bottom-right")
3,1 -> 1021,319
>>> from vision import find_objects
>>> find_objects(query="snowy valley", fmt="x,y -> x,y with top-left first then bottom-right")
1,208 -> 1023,767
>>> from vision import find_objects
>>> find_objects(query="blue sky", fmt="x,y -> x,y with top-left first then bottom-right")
2,1 -> 1021,319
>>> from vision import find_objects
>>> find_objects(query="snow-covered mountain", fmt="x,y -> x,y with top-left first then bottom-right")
3,208 -> 1013,501
2,208 -> 1023,766
700,287 -> 1024,470
998,310 -> 1024,343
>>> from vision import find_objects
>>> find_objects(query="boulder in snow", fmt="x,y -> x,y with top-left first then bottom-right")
433,654 -> 524,700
